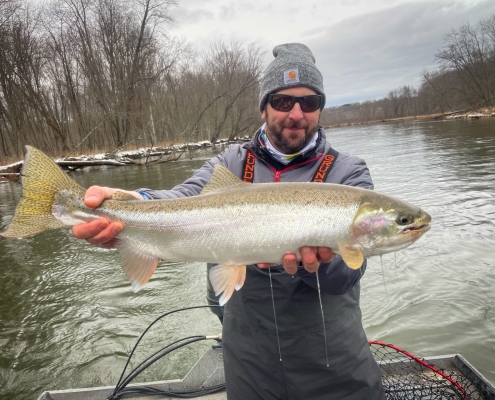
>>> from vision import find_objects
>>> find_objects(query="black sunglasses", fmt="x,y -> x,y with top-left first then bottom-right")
267,94 -> 322,113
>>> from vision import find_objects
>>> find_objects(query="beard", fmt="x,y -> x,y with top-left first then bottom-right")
264,113 -> 319,154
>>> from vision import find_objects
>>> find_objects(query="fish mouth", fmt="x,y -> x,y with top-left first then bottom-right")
403,223 -> 431,234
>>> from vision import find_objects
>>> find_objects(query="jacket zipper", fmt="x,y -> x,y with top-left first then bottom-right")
268,155 -> 323,182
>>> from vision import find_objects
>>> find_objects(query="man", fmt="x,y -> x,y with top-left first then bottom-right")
72,43 -> 385,399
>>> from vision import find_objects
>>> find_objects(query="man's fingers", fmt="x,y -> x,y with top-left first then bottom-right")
84,186 -> 109,208
257,246 -> 335,274
316,246 -> 335,264
282,253 -> 299,275
300,246 -> 319,273
72,219 -> 108,240
71,220 -> 123,246
71,186 -> 135,248
257,263 -> 275,269
85,222 -> 123,245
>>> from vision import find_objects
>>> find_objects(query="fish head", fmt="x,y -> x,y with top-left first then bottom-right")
350,194 -> 431,257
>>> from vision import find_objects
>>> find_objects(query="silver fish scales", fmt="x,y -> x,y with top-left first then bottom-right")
1,146 -> 431,305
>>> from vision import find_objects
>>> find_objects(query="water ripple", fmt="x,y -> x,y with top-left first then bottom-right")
1,121 -> 495,398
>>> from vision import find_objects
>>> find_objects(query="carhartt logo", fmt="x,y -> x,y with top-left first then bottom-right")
284,68 -> 299,84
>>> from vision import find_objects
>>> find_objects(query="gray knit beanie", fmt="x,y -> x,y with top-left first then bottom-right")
259,43 -> 325,112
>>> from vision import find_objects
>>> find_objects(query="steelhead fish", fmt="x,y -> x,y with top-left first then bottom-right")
1,146 -> 431,305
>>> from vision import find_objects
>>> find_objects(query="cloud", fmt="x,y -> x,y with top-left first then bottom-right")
171,7 -> 215,26
305,0 -> 495,106
168,0 -> 495,106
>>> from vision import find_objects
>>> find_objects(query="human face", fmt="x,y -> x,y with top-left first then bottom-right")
261,87 -> 321,154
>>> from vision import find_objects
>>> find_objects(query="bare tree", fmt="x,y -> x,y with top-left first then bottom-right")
0,0 -> 21,29
435,18 -> 495,108
0,2 -> 264,161
203,41 -> 262,143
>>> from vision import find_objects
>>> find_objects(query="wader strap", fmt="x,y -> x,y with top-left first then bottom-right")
312,148 -> 339,182
241,148 -> 340,183
242,150 -> 256,183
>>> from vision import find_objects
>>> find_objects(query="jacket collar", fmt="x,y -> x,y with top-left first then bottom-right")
245,126 -> 327,170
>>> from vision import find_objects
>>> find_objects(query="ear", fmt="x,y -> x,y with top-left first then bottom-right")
261,108 -> 266,120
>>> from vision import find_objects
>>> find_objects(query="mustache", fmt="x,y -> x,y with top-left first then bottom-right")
284,121 -> 308,128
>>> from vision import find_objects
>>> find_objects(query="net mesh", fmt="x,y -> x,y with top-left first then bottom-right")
369,341 -> 491,400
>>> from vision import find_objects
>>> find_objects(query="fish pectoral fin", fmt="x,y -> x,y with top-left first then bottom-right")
114,239 -> 160,292
209,263 -> 247,306
338,242 -> 364,270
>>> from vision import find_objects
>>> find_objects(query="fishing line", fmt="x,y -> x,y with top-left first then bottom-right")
268,266 -> 283,362
315,270 -> 329,367
380,255 -> 390,305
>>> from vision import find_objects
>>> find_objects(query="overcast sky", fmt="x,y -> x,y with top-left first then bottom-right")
167,0 -> 495,107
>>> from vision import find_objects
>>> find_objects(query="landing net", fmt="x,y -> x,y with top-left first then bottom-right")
369,341 -> 491,400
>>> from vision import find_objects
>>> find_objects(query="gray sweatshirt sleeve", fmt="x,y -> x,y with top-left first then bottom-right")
297,156 -> 374,295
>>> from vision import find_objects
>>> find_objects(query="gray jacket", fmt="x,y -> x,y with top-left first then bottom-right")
139,127 -> 385,400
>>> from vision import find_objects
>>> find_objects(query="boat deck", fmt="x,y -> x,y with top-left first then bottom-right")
37,347 -> 495,400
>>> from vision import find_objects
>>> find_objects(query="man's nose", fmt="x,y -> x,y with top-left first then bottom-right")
289,102 -> 304,121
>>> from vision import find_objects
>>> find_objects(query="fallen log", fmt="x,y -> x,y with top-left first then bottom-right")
0,173 -> 20,182
57,159 -> 128,167
0,140 -> 235,173
433,109 -> 470,119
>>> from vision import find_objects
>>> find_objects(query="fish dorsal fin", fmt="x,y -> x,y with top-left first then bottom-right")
114,239 -> 160,292
200,164 -> 246,195
338,242 -> 364,270
111,191 -> 140,201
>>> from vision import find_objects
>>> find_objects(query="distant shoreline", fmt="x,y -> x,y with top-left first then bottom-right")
0,139 -> 244,181
2,111 -> 494,181
324,109 -> 495,129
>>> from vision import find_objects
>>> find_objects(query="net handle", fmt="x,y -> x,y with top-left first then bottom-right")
368,340 -> 468,399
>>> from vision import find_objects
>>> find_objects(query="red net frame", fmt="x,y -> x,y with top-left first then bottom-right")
369,341 -> 491,400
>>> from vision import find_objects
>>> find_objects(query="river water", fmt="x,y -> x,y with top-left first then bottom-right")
1,119 -> 494,399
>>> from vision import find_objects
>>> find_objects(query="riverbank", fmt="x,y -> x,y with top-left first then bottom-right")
0,138 -> 249,182
2,109 -> 494,181
324,108 -> 495,129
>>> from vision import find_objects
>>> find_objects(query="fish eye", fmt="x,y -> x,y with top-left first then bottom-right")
397,214 -> 412,225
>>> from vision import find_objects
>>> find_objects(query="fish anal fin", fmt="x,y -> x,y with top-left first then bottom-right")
114,239 -> 160,292
200,164 -> 246,195
209,263 -> 247,306
111,191 -> 140,201
338,242 -> 364,270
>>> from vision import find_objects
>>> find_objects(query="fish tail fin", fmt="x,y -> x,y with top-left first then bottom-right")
209,263 -> 247,306
0,146 -> 85,238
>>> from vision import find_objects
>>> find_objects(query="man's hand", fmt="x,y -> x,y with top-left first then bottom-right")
71,186 -> 143,247
257,246 -> 335,274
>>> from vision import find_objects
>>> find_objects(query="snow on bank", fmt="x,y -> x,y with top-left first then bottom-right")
0,138 -> 250,178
